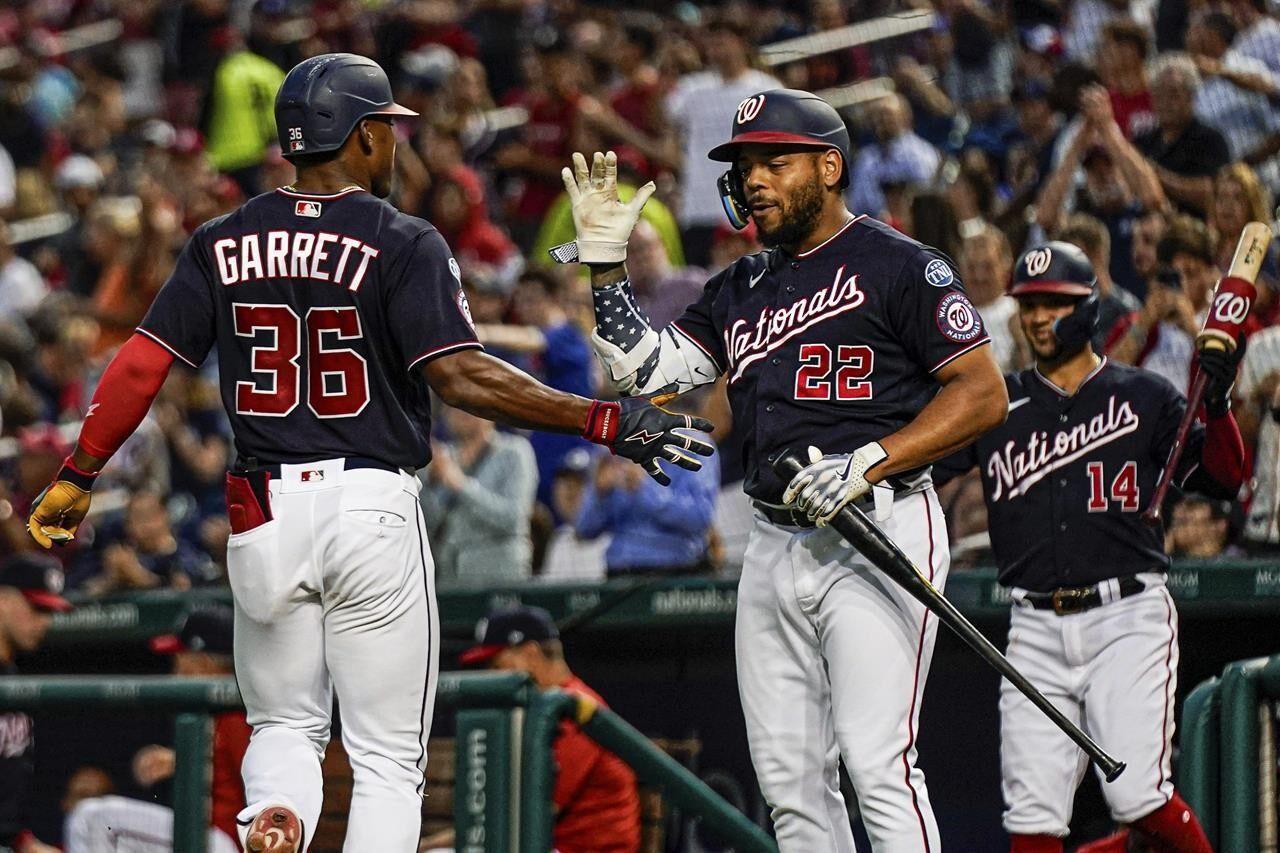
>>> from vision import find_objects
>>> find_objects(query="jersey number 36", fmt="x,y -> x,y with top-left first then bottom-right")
232,303 -> 370,419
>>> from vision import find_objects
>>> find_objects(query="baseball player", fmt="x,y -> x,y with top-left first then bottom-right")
556,88 -> 1008,851
934,242 -> 1245,853
24,54 -> 712,853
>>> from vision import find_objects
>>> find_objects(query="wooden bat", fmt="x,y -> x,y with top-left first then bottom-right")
1143,221 -> 1274,524
773,452 -> 1127,782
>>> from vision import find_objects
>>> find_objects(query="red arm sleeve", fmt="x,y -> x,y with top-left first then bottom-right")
1200,411 -> 1246,493
78,333 -> 175,459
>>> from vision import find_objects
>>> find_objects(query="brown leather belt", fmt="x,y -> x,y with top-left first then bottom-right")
1021,576 -> 1147,615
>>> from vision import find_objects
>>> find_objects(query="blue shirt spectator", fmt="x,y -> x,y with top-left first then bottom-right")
575,449 -> 719,575
849,94 -> 941,218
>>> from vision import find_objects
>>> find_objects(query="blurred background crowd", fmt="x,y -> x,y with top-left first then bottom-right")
0,0 -> 1278,596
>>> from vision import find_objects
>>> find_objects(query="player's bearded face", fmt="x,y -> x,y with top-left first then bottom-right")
1017,294 -> 1080,362
746,155 -> 826,249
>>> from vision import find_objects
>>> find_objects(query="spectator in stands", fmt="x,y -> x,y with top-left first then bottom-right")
476,268 -> 593,508
1226,0 -> 1280,78
1110,214 -> 1219,389
1167,496 -> 1240,559
666,17 -> 780,266
624,219 -> 706,329
1003,79 -> 1063,229
46,155 -> 105,297
575,435 -> 719,577
1234,320 -> 1280,551
707,218 -> 762,273
0,552 -> 71,853
959,225 -> 1021,372
496,29 -> 588,249
1186,11 -> 1280,191
1054,213 -> 1141,349
65,606 -> 245,853
1063,0 -> 1145,62
75,491 -> 216,594
1129,207 -> 1168,299
1035,82 -> 1167,297
1097,19 -> 1154,138
849,93 -> 940,219
1211,164 -> 1279,304
202,13 -> 286,194
1134,54 -> 1231,215
151,369 -> 232,521
0,221 -> 46,320
937,0 -> 1014,128
421,405 -> 537,585
541,448 -> 608,582
446,606 -> 641,853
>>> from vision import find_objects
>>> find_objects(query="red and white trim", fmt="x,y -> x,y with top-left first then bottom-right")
407,340 -> 483,371
902,490 -> 939,853
796,215 -> 865,258
1155,590 -> 1178,795
929,337 -> 991,374
274,186 -> 366,200
1033,356 -> 1108,397
135,327 -> 200,368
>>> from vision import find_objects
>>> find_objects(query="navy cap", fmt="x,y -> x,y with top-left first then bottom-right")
460,606 -> 558,665
0,553 -> 71,612
707,89 -> 850,172
151,605 -> 234,656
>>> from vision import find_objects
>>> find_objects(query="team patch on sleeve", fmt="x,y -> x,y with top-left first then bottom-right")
936,292 -> 983,342
456,288 -> 475,330
924,258 -> 954,287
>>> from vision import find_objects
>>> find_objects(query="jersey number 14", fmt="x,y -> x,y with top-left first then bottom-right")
1086,461 -> 1140,512
232,303 -> 370,418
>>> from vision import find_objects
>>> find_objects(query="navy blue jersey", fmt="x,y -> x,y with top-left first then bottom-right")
138,187 -> 481,470
672,216 -> 989,502
935,359 -> 1202,592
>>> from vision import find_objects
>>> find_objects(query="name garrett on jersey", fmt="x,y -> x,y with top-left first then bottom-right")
212,230 -> 380,291
987,395 -> 1140,501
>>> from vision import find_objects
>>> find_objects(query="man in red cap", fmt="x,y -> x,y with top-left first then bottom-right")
425,606 -> 641,853
0,553 -> 72,853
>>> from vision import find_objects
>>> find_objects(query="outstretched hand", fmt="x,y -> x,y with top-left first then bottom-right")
583,397 -> 715,486
559,150 -> 656,265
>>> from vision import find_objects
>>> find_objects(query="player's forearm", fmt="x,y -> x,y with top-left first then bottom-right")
1200,411 -> 1246,493
1102,123 -> 1167,212
74,334 -> 175,472
422,349 -> 593,433
873,350 -> 1008,481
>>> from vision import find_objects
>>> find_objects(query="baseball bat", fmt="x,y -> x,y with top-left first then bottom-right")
773,451 -> 1127,782
1143,221 -> 1274,524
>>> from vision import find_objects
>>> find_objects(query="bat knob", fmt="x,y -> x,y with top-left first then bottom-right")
1103,760 -> 1127,783
772,449 -> 807,479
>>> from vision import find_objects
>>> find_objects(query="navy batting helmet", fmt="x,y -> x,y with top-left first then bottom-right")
275,53 -> 417,160
708,89 -> 851,230
1009,241 -> 1099,354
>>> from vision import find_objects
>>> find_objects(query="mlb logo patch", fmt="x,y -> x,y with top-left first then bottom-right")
289,140 -> 305,152
295,200 -> 322,218
301,470 -> 325,483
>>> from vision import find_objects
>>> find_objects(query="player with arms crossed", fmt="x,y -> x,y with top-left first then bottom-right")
24,54 -> 711,853
934,242 -> 1244,853
556,89 -> 1008,851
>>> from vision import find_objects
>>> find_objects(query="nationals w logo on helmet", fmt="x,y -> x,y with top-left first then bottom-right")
1024,247 -> 1053,277
736,94 -> 766,125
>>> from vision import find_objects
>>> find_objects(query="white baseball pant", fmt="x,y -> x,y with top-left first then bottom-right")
736,488 -> 949,852
1000,576 -> 1178,836
226,459 -> 438,852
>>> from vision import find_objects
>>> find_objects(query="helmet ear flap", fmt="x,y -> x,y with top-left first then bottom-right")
718,169 -> 751,230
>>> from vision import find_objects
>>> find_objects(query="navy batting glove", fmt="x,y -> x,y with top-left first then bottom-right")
1199,337 -> 1245,417
583,397 -> 715,485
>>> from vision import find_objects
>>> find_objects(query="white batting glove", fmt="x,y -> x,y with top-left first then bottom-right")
559,150 -> 655,264
782,443 -> 889,527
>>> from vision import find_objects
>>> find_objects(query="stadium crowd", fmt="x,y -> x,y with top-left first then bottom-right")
0,0 -> 1278,592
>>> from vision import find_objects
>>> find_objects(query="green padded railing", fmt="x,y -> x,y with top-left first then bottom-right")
1179,653 -> 1280,852
0,676 -> 241,853
0,671 -> 770,852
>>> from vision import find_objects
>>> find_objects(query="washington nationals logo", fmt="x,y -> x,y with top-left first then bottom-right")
936,292 -> 983,343
1211,290 -> 1251,324
1024,248 -> 1053,277
736,95 -> 766,125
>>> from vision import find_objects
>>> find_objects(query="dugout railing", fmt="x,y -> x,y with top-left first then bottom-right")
0,672 -> 774,853
1180,653 -> 1280,852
